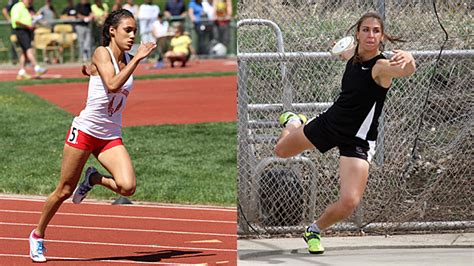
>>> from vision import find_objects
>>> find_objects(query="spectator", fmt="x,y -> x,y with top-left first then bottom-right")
2,0 -> 18,20
137,0 -> 159,43
36,0 -> 57,29
60,0 -> 77,19
202,0 -> 216,40
122,0 -> 138,17
111,0 -> 122,12
164,24 -> 195,68
164,0 -> 186,19
75,0 -> 94,62
213,0 -> 232,50
91,0 -> 109,27
10,0 -> 47,79
2,0 -> 20,64
91,0 -> 109,47
2,0 -> 18,22
202,0 -> 215,21
151,13 -> 170,68
188,0 -> 212,55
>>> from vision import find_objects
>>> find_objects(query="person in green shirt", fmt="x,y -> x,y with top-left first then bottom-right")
10,0 -> 47,79
91,0 -> 109,47
91,0 -> 109,26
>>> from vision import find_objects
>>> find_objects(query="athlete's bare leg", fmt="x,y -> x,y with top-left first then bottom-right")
274,121 -> 315,158
34,145 -> 91,237
91,145 -> 136,196
315,156 -> 369,230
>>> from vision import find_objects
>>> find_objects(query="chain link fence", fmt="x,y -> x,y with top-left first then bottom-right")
237,0 -> 473,236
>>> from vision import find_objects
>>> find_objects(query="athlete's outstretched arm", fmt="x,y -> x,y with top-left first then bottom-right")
93,42 -> 156,92
374,50 -> 416,79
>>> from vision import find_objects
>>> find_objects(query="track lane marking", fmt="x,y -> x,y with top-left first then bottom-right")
0,222 -> 236,237
0,210 -> 236,224
0,196 -> 236,212
187,240 -> 223,244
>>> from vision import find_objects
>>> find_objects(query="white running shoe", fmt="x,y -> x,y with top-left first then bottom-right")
72,166 -> 97,204
29,230 -> 46,262
34,65 -> 47,76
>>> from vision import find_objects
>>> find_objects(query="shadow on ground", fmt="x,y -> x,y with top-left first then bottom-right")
49,249 -> 215,262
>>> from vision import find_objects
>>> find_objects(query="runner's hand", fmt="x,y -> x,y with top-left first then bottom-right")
135,42 -> 157,61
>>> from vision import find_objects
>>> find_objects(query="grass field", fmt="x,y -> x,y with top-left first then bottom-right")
0,76 -> 237,206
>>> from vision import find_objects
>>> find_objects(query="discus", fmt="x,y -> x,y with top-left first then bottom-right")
331,36 -> 355,56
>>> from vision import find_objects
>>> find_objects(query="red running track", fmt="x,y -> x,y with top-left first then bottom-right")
0,195 -> 237,265
19,76 -> 237,127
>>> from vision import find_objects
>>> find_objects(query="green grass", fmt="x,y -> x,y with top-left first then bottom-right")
12,71 -> 236,86
0,81 -> 236,206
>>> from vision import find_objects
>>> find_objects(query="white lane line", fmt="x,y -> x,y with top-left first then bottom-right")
0,222 -> 236,238
0,196 -> 236,212
0,237 -> 237,252
0,210 -> 236,224
0,254 -> 211,265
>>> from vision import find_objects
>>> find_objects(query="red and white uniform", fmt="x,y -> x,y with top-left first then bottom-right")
72,47 -> 133,139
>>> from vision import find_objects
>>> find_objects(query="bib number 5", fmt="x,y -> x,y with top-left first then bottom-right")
68,127 -> 79,144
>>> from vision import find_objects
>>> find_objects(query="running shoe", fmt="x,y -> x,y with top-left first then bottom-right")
297,114 -> 308,124
29,230 -> 46,262
16,73 -> 31,80
72,166 -> 97,204
303,226 -> 324,254
34,65 -> 48,76
278,111 -> 307,127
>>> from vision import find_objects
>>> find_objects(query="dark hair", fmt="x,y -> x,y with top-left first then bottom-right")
95,0 -> 105,9
102,9 -> 134,46
347,12 -> 405,64
175,23 -> 184,34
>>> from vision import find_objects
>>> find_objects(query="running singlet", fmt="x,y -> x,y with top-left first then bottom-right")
322,54 -> 388,143
72,47 -> 133,139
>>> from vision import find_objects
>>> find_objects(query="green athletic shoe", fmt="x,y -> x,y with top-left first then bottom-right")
298,114 -> 308,124
278,112 -> 308,127
303,227 -> 324,254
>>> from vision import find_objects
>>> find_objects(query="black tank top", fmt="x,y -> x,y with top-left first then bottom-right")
321,54 -> 389,143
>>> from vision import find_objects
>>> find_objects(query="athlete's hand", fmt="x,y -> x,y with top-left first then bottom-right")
81,64 -> 91,76
135,42 -> 157,61
390,50 -> 414,69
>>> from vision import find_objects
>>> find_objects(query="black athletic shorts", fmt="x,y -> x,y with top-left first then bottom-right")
303,115 -> 376,162
15,28 -> 33,52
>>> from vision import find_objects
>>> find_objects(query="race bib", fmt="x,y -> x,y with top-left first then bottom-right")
67,126 -> 79,144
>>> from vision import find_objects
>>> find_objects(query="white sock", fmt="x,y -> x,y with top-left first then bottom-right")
285,116 -> 302,127
309,223 -> 320,233
18,69 -> 26,75
34,65 -> 41,71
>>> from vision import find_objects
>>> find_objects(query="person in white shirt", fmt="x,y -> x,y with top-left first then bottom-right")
122,0 -> 138,17
202,0 -> 215,21
137,0 -> 159,43
28,9 -> 156,263
151,13 -> 170,68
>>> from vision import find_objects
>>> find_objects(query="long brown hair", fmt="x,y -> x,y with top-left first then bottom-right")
347,12 -> 405,64
102,9 -> 135,46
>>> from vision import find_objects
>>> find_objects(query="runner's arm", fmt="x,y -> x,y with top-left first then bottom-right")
92,43 -> 156,93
